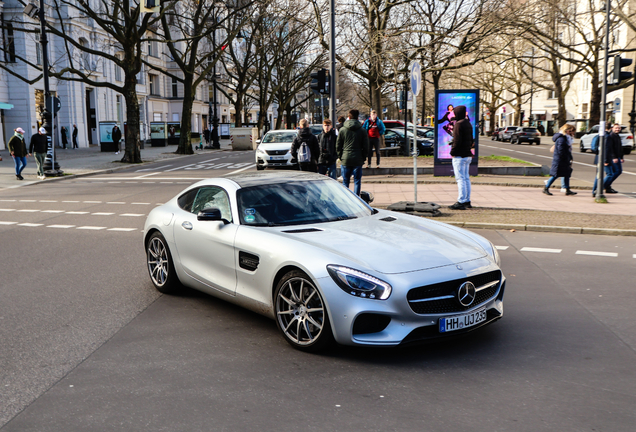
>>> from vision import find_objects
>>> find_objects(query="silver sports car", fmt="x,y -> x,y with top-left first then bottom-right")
143,172 -> 504,351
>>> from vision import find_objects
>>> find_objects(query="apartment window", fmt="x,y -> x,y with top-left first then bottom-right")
148,40 -> 160,58
137,65 -> 145,85
581,103 -> 589,119
149,74 -> 160,95
114,60 -> 122,82
6,24 -> 16,62
153,113 -> 162,122
547,90 -> 556,99
172,77 -> 178,97
583,76 -> 590,91
35,31 -> 42,65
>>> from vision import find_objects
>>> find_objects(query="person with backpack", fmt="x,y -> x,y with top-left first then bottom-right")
291,118 -> 319,172
362,110 -> 385,168
337,109 -> 369,196
317,119 -> 338,179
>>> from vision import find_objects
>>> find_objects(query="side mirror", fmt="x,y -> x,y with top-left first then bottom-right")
197,208 -> 229,224
360,191 -> 374,204
255,139 -> 261,144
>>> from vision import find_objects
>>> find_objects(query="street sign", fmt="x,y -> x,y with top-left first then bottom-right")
614,97 -> 621,111
46,96 -> 61,114
410,62 -> 421,97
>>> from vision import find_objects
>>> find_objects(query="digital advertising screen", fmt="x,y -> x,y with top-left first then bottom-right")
434,89 -> 479,176
99,122 -> 117,143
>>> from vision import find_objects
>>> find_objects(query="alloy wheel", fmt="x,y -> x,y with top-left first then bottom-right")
148,236 -> 169,287
276,277 -> 325,346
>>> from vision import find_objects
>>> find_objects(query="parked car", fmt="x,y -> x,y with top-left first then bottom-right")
385,128 -> 433,156
579,125 -> 634,155
498,126 -> 520,142
382,120 -> 416,130
309,124 -> 323,137
491,127 -> 504,140
254,130 -> 297,170
510,127 -> 541,145
143,172 -> 505,351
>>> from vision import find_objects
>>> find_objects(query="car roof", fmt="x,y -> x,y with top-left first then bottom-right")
265,129 -> 297,134
226,171 -> 328,188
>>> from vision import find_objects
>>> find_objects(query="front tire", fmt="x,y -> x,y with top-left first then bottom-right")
146,231 -> 181,294
274,270 -> 334,352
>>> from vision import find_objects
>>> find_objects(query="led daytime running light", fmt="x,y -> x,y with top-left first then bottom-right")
327,265 -> 392,300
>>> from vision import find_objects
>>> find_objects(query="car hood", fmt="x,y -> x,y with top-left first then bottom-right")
277,215 -> 487,274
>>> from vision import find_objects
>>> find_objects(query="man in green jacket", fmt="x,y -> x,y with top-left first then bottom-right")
336,109 -> 368,196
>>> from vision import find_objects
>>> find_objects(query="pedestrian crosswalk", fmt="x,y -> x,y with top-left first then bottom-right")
496,245 -> 633,258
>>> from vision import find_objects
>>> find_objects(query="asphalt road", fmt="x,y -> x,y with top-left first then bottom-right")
480,135 -> 636,197
1,151 -> 635,431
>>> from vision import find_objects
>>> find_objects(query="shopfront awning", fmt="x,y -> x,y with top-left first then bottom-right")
531,110 -> 546,115
0,102 -> 14,110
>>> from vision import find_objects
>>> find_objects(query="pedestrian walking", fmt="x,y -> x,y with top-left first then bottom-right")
537,123 -> 545,136
72,124 -> 79,149
362,110 -> 385,168
61,126 -> 68,149
203,127 -> 210,145
112,125 -> 122,154
543,124 -> 577,196
603,123 -> 624,194
336,116 -> 345,132
7,127 -> 29,180
291,118 -> 319,172
317,119 -> 338,179
29,127 -> 48,179
448,106 -> 475,210
336,109 -> 368,196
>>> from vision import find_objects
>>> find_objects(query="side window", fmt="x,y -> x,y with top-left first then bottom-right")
191,186 -> 233,222
590,126 -> 599,134
177,188 -> 199,212
385,131 -> 396,139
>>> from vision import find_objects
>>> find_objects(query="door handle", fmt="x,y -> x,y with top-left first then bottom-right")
181,221 -> 193,230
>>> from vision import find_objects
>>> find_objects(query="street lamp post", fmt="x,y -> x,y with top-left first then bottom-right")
596,0 -> 612,202
205,4 -> 220,150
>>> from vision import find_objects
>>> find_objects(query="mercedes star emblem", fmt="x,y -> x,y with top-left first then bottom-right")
457,281 -> 476,307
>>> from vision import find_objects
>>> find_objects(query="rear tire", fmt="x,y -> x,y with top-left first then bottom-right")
146,231 -> 181,294
624,148 -> 632,155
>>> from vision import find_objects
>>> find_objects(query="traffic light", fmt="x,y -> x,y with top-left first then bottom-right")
612,55 -> 633,84
310,69 -> 328,94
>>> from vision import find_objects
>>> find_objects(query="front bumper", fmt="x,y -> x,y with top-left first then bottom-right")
256,154 -> 294,168
318,257 -> 505,346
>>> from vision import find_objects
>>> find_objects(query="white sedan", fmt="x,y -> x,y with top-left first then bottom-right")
143,172 -> 505,351
579,125 -> 634,154
255,130 -> 297,170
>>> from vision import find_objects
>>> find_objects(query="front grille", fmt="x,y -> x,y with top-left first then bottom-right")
265,149 -> 288,155
407,270 -> 501,314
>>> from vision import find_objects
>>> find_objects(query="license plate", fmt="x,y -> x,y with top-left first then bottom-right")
270,156 -> 285,160
439,308 -> 487,333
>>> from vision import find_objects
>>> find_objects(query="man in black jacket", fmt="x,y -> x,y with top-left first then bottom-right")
30,127 -> 49,179
449,105 -> 474,210
112,125 -> 122,154
317,119 -> 338,179
604,123 -> 624,193
72,124 -> 79,149
291,118 -> 320,172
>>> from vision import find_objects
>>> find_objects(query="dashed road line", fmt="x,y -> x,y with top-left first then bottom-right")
91,212 -> 115,216
66,211 -> 89,214
77,226 -> 107,230
107,202 -> 125,204
520,247 -> 562,253
18,223 -> 43,227
17,209 -> 39,212
495,246 -> 509,250
47,224 -> 75,229
575,250 -> 618,257
62,200 -> 80,203
107,228 -> 137,232
120,213 -> 145,217
0,221 -> 16,225
19,200 -> 36,202
41,210 -> 65,213
40,200 -> 57,203
0,199 -> 16,202
84,201 -> 102,203
0,209 -> 15,212
132,202 -> 150,205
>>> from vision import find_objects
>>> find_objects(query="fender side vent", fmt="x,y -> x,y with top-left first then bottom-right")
281,228 -> 323,233
239,251 -> 259,271
380,216 -> 397,222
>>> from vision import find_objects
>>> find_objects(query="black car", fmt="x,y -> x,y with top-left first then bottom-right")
384,128 -> 433,156
491,127 -> 504,140
510,127 -> 541,145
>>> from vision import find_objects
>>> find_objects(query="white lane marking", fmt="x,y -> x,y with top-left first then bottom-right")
66,211 -> 89,215
132,202 -> 150,205
107,228 -> 137,232
39,200 -> 57,203
42,210 -> 65,213
17,209 -> 39,212
84,177 -> 207,181
633,254 -> 636,259
495,246 -> 509,250
135,164 -> 174,172
77,226 -> 107,230
143,182 -> 156,184
19,200 -> 36,202
120,213 -> 145,217
84,201 -> 102,203
0,209 -> 16,212
520,247 -> 562,253
108,181 -> 122,184
575,250 -> 618,257
107,202 -> 125,204
224,164 -> 257,176
62,200 -> 80,203
165,163 -> 197,172
160,181 -> 174,184
47,224 -> 75,229
0,221 -> 17,225
0,199 -> 16,202
18,223 -> 43,227
136,172 -> 161,179
92,212 -> 115,216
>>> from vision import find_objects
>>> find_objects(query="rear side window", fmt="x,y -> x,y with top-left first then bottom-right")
191,186 -> 233,222
506,127 -> 517,131
177,188 -> 199,212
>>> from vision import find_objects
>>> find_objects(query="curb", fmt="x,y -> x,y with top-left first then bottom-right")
357,165 -> 546,176
13,148 -> 231,188
443,221 -> 636,236
363,178 -> 593,190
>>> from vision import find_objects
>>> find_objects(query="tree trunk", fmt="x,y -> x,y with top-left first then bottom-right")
176,79 -> 195,154
234,99 -> 243,127
589,73 -> 602,126
275,104 -> 284,129
121,78 -> 142,164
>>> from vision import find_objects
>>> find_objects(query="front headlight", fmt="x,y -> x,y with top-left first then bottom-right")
256,146 -> 267,155
488,241 -> 501,266
327,265 -> 392,300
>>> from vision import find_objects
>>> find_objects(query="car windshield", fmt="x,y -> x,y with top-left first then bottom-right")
522,128 -> 537,132
506,127 -> 517,131
417,129 -> 434,139
237,180 -> 372,226
262,132 -> 296,143
309,125 -> 323,136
